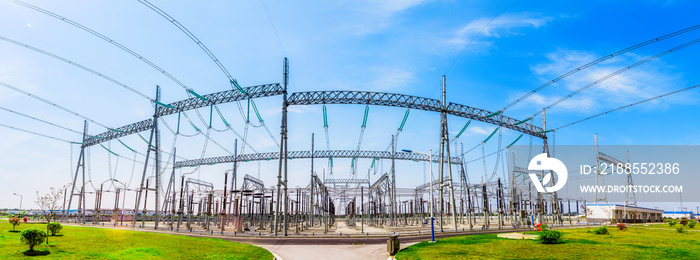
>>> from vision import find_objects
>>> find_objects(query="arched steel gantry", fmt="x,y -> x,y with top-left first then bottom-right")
82,88 -> 544,148
287,90 -> 545,139
173,149 -> 462,168
81,83 -> 283,147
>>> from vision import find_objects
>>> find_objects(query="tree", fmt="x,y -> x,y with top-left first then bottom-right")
21,228 -> 47,251
35,185 -> 68,244
9,216 -> 20,231
35,186 -> 66,224
47,222 -> 63,236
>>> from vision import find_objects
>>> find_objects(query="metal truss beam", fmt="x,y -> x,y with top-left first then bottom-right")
82,83 -> 282,147
85,88 -> 543,149
414,179 -> 460,191
174,149 -> 462,168
155,83 -> 282,117
446,103 -> 544,138
288,90 -> 545,138
312,175 -> 327,191
241,174 -> 265,190
513,166 -> 530,175
185,178 -> 213,192
370,173 -> 389,192
597,152 -> 630,171
324,178 -> 369,184
82,119 -> 152,147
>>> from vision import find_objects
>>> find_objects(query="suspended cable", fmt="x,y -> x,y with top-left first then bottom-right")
0,105 -> 82,135
0,35 -> 153,101
322,105 -> 332,176
10,0 -> 217,129
352,106 -> 370,177
0,81 -> 110,129
553,84 -> 700,130
258,0 -> 286,56
86,146 -> 98,190
137,0 -> 236,86
501,23 -> 700,112
9,0 -> 192,91
532,37 -> 700,118
0,122 -> 75,143
96,140 -> 145,166
136,0 -> 279,148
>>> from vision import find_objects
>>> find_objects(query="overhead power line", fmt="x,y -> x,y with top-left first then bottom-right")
136,0 -> 279,149
0,81 -> 110,129
0,105 -> 82,135
258,0 -> 286,56
0,122 -> 75,143
8,0 -> 192,92
0,35 -> 153,101
553,84 -> 700,130
136,0 -> 236,86
502,23 -> 700,112
532,37 -> 700,118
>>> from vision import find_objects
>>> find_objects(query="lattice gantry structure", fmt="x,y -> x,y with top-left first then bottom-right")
63,57 -> 566,236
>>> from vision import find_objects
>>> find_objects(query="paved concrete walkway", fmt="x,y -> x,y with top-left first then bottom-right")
247,221 -> 414,260
252,241 -> 417,260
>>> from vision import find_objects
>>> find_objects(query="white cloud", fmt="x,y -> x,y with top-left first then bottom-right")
447,13 -> 553,47
367,67 -> 414,92
467,125 -> 490,136
518,49 -> 689,114
332,0 -> 430,36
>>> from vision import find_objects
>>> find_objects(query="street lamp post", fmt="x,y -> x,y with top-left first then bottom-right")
13,193 -> 23,218
402,149 -> 436,243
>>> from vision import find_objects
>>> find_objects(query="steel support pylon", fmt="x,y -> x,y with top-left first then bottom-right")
133,86 -> 162,228
274,57 -> 289,236
66,121 -> 88,222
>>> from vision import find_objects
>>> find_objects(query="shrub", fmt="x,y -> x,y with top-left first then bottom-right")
680,218 -> 688,226
20,228 -> 47,251
676,226 -> 686,233
594,226 -> 609,235
47,222 -> 63,236
668,220 -> 676,227
537,225 -> 563,244
616,223 -> 627,231
9,216 -> 20,231
689,220 -> 697,229
536,223 -> 546,231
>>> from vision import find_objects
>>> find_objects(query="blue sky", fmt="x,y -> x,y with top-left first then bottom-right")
0,0 -> 698,211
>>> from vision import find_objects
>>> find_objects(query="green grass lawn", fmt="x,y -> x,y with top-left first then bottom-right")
639,223 -> 698,230
0,221 -> 272,259
397,226 -> 700,259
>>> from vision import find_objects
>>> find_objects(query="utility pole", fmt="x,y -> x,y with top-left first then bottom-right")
310,133 -> 315,227
222,169 -> 228,234
438,75 -> 458,231
231,139 -> 237,223
625,150 -> 637,206
594,133 -> 607,204
274,57 -> 289,236
542,109 -> 561,225
438,77 -> 446,232
169,148 -> 177,226
66,121 -> 88,222
391,135 -> 396,226
133,86 -> 162,228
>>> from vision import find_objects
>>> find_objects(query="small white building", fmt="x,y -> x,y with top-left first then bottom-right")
586,204 -> 663,223
663,211 -> 694,219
